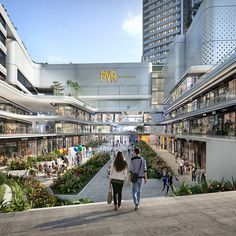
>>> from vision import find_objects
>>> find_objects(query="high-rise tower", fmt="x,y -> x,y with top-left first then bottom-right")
142,0 -> 193,64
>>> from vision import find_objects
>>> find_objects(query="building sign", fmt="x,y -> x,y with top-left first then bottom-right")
100,70 -> 135,83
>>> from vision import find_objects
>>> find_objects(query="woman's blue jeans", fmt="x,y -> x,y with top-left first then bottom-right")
132,178 -> 143,205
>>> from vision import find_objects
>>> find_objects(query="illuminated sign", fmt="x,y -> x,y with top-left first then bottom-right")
100,70 -> 135,83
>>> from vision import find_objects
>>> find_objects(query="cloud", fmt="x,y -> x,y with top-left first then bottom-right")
122,13 -> 142,37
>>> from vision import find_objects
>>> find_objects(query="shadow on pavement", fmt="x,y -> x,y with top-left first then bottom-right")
33,208 -> 135,231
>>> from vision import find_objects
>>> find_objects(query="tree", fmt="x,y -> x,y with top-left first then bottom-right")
51,81 -> 64,95
67,80 -> 80,98
135,125 -> 144,133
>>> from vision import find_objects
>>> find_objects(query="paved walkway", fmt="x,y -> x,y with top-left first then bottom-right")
150,146 -> 192,184
57,144 -> 179,202
1,191 -> 236,235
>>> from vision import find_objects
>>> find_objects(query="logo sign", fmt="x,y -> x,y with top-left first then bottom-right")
100,70 -> 135,83
100,70 -> 117,83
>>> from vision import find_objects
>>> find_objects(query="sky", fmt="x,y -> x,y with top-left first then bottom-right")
1,0 -> 142,64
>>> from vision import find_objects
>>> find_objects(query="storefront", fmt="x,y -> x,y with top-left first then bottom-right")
0,141 -> 17,157
37,139 -> 48,155
27,140 -> 37,156
18,140 -> 28,157
65,137 -> 73,147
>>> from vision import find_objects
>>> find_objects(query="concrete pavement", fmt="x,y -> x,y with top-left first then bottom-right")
150,146 -> 192,184
1,191 -> 236,235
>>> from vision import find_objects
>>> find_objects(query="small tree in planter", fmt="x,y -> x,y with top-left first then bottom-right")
51,81 -> 65,95
67,80 -> 80,98
135,125 -> 144,133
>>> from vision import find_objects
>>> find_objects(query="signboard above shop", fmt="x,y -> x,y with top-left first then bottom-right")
100,70 -> 135,83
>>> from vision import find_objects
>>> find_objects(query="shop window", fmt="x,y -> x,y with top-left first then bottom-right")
17,70 -> 38,94
0,14 -> 6,28
0,49 -> 5,67
0,30 -> 5,46
223,112 -> 236,136
0,71 -> 5,81
218,85 -> 229,103
228,78 -> 236,100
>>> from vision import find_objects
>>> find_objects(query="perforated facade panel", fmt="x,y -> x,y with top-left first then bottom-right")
186,0 -> 236,69
163,34 -> 186,98
163,0 -> 236,98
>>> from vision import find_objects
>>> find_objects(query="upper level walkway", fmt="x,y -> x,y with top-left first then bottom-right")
1,191 -> 235,235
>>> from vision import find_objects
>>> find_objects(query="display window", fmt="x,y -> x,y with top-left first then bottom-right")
115,114 -> 122,122
102,114 -> 114,122
27,141 -> 36,156
144,113 -> 152,122
37,139 -> 48,155
95,113 -> 102,122
18,141 -> 27,157
223,112 -> 236,136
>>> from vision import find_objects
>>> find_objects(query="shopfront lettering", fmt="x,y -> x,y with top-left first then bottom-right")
100,70 -> 136,83
100,70 -> 117,83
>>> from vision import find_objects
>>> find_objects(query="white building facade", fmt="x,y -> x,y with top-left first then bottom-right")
158,0 -> 236,180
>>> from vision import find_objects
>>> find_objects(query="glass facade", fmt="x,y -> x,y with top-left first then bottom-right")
164,110 -> 236,137
0,13 -> 6,28
166,75 -> 236,120
0,30 -> 5,45
0,49 -> 5,67
169,74 -> 201,103
17,69 -> 38,94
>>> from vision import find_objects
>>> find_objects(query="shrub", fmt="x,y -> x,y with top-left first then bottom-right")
174,177 -> 236,197
0,184 -> 7,213
174,182 -> 191,196
138,141 -> 171,179
190,183 -> 204,194
24,177 -> 57,208
0,172 -> 8,185
7,180 -> 31,212
0,173 -> 93,213
231,177 -> 236,189
53,152 -> 110,194
8,159 -> 30,170
55,197 -> 93,206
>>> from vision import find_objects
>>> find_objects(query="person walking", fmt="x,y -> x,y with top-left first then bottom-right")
191,164 -> 197,182
162,168 -> 169,192
178,156 -> 185,175
165,171 -> 176,196
195,165 -> 201,183
129,147 -> 147,210
127,147 -> 131,157
109,151 -> 128,210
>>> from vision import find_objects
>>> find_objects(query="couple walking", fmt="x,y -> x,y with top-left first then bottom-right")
109,147 -> 147,210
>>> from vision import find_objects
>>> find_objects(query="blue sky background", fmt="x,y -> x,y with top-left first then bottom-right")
1,0 -> 142,63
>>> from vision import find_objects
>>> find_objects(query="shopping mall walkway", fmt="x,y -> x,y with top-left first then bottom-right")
56,144 -> 179,202
150,145 -> 192,184
1,191 -> 236,235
